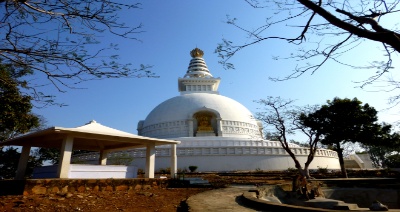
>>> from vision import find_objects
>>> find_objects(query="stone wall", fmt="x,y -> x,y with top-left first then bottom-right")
0,178 -> 170,196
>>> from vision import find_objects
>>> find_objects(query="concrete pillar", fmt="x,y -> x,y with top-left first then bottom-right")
217,118 -> 223,136
57,136 -> 73,178
188,119 -> 193,137
99,150 -> 109,165
170,144 -> 177,178
145,142 -> 155,178
15,146 -> 31,180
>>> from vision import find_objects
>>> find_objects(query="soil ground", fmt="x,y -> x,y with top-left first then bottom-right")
0,173 -> 290,212
0,187 -> 210,212
1,170 -> 396,212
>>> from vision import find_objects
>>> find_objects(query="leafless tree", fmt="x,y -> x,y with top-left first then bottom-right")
255,96 -> 321,178
0,0 -> 156,106
216,0 -> 400,101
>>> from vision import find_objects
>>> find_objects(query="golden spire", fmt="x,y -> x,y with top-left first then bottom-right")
190,48 -> 204,58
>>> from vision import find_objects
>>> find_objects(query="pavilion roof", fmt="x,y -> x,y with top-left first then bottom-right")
0,120 -> 180,151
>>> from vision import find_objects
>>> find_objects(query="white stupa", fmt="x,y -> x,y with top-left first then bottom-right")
129,48 -> 340,172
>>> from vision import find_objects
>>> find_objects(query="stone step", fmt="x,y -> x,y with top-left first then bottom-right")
186,177 -> 210,185
333,203 -> 360,210
305,198 -> 360,210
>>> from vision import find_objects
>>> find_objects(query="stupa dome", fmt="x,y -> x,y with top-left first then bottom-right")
138,48 -> 262,139
140,93 -> 261,138
144,93 -> 256,126
74,48 -> 341,173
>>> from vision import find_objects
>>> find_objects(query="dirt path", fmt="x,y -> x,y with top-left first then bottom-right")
187,185 -> 261,212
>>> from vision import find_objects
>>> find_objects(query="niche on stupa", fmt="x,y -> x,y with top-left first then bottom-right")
193,112 -> 216,137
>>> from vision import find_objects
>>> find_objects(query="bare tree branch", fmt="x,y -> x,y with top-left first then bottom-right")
0,0 -> 155,106
216,0 -> 400,106
255,96 -> 322,178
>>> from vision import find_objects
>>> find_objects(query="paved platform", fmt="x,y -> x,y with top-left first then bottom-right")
187,185 -> 400,212
187,185 -> 259,212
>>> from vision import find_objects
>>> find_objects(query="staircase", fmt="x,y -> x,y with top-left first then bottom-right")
344,159 -> 361,169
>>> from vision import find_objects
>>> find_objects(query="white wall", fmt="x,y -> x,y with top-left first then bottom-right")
131,154 -> 340,172
32,165 -> 138,179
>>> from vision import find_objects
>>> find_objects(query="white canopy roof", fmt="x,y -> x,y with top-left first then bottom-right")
1,120 -> 180,179
0,120 -> 180,151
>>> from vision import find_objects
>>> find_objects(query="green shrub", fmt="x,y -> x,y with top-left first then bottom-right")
255,168 -> 263,173
137,169 -> 144,175
177,167 -> 188,173
317,166 -> 328,174
188,166 -> 198,173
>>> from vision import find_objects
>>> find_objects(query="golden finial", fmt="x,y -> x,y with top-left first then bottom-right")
190,48 -> 204,58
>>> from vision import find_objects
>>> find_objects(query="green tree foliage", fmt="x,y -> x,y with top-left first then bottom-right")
37,148 -> 61,165
361,130 -> 400,168
365,146 -> 389,168
0,146 -> 97,179
385,154 -> 400,168
38,149 -> 95,165
0,0 -> 157,105
290,140 -> 310,148
0,65 -> 47,178
188,166 -> 198,173
366,145 -> 400,168
256,96 -> 321,178
0,62 -> 39,142
0,147 -> 43,179
264,131 -> 279,141
300,97 -> 394,177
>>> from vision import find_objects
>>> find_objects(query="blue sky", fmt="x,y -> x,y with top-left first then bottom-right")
32,1 -> 399,142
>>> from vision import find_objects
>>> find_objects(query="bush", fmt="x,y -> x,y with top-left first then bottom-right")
137,169 -> 144,175
177,167 -> 188,173
156,167 -> 171,174
203,174 -> 231,188
317,166 -> 328,174
158,168 -> 167,174
286,167 -> 297,173
254,168 -> 263,173
188,166 -> 198,173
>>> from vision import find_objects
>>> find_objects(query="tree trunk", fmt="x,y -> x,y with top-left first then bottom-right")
336,142 -> 348,178
300,168 -> 311,179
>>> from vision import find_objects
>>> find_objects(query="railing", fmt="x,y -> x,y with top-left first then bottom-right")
72,146 -> 338,162
177,140 -> 287,147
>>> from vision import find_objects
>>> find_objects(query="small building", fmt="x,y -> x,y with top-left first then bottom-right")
0,120 -> 180,179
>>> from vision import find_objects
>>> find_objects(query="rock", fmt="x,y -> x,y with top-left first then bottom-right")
12,200 -> 25,207
369,200 -> 389,211
61,186 -> 68,193
56,192 -> 67,197
31,186 -> 47,195
138,191 -> 154,197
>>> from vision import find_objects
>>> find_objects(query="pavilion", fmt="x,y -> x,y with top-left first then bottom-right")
0,120 -> 180,179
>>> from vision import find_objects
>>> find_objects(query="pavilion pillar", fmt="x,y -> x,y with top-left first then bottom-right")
15,145 -> 31,180
57,136 -> 73,178
170,144 -> 177,178
99,150 -> 109,165
145,142 -> 155,178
